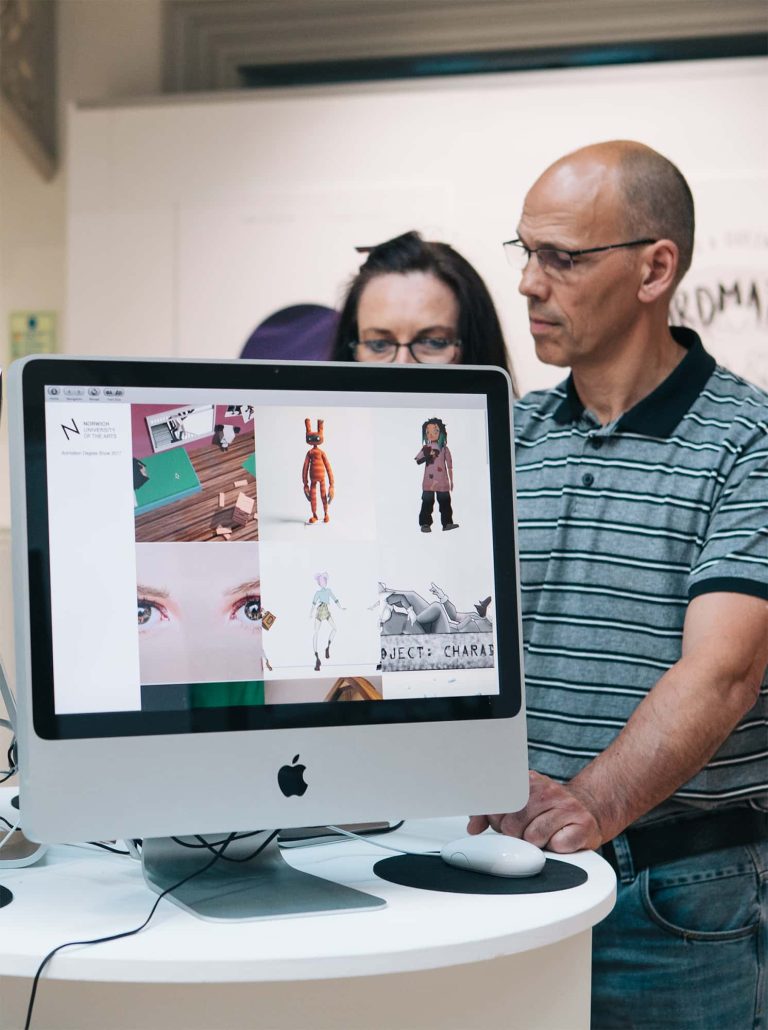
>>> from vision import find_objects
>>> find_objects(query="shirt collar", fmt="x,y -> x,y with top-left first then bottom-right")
552,327 -> 715,437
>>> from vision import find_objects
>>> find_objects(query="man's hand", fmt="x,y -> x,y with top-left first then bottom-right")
467,771 -> 603,852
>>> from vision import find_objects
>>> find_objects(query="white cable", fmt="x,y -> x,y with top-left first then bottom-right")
326,825 -> 438,857
0,807 -> 22,854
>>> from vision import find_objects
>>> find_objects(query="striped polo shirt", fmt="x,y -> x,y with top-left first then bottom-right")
514,327 -> 768,821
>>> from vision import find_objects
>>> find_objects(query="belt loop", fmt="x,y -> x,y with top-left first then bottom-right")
609,832 -> 636,884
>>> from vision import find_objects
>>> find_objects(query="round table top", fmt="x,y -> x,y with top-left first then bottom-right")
0,790 -> 615,983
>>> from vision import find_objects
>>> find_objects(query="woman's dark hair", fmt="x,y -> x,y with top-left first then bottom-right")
331,231 -> 516,389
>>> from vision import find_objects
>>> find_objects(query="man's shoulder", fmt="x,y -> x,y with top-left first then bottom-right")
513,381 -> 569,431
692,362 -> 768,432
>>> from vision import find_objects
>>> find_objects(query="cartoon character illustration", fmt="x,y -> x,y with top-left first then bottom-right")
377,582 -> 491,635
415,417 -> 458,532
302,418 -> 335,524
310,572 -> 344,671
254,607 -> 276,672
214,424 -> 241,451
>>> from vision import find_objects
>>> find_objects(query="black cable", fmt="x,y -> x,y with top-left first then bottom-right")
24,829 -> 278,1030
170,830 -> 270,862
171,829 -> 266,849
0,739 -> 17,784
84,842 -> 131,856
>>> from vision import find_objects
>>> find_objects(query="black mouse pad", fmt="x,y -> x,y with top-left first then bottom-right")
373,854 -> 587,894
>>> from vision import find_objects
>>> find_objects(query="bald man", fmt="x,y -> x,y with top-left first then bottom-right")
471,142 -> 768,1028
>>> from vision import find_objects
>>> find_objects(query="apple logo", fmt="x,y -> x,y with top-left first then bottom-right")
277,754 -> 308,797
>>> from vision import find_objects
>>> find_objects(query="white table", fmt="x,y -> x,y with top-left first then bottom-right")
0,789 -> 615,1030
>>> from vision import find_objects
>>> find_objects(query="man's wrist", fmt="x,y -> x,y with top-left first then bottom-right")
566,776 -> 622,846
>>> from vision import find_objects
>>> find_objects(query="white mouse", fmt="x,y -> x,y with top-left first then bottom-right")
440,833 -> 546,878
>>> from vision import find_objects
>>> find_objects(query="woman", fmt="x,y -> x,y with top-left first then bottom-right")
331,230 -> 516,389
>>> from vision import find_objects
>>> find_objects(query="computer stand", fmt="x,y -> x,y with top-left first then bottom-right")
141,832 -> 386,921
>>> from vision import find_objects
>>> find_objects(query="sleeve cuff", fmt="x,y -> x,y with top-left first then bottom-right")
688,576 -> 768,602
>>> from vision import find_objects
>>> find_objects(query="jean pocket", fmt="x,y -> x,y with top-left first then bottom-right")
639,847 -> 760,942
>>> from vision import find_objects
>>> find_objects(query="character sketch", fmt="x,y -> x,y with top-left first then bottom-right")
415,417 -> 458,532
253,607 -> 276,673
302,418 -> 335,524
310,572 -> 344,671
214,424 -> 241,451
377,582 -> 491,635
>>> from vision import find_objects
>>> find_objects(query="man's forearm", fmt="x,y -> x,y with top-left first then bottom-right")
569,653 -> 760,842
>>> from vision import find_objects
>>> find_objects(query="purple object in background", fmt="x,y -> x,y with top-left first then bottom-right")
240,304 -> 339,362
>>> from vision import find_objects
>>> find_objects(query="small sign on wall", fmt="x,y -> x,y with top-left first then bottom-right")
10,311 -> 57,360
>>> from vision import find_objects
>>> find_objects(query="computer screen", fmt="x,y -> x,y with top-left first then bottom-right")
8,356 -> 528,858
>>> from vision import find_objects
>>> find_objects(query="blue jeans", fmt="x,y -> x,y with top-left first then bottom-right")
591,836 -> 768,1029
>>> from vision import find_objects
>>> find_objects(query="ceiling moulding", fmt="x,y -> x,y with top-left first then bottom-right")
237,36 -> 766,89
162,0 -> 768,93
0,0 -> 57,178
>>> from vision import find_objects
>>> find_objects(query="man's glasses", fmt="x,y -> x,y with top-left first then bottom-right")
503,238 -> 656,278
350,337 -> 461,364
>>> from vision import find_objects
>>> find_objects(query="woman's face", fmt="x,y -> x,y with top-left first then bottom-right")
136,542 -> 263,685
354,271 -> 461,365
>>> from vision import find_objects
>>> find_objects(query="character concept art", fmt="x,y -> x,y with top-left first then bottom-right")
415,417 -> 458,532
254,607 -> 276,673
302,418 -> 335,524
310,572 -> 343,671
214,424 -> 241,451
378,582 -> 491,635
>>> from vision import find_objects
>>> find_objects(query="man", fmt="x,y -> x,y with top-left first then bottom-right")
470,141 -> 768,1028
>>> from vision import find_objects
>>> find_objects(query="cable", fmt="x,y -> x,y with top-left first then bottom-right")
0,736 -> 18,784
326,824 -> 439,857
0,807 -> 22,854
278,820 -> 406,849
170,830 -> 271,862
24,829 -> 280,1030
69,842 -> 132,857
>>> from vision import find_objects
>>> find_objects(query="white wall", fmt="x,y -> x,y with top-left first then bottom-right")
0,1 -> 162,710
2,43 -> 766,695
67,57 -> 767,396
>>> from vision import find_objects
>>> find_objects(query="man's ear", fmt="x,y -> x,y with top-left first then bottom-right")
637,239 -> 679,303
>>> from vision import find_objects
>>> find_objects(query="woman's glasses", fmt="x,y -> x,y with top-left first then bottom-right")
350,338 -> 461,364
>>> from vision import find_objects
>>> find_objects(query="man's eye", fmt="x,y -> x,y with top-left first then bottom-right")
542,249 -> 573,271
137,599 -> 167,627
232,596 -> 262,623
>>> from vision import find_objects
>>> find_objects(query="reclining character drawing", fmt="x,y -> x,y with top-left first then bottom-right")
378,583 -> 492,635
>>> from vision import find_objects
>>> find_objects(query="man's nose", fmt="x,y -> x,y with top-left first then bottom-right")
518,255 -> 549,300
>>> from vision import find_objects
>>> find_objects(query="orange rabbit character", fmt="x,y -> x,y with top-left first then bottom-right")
302,418 -> 335,524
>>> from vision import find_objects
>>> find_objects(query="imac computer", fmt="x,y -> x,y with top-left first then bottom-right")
7,355 -> 528,919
